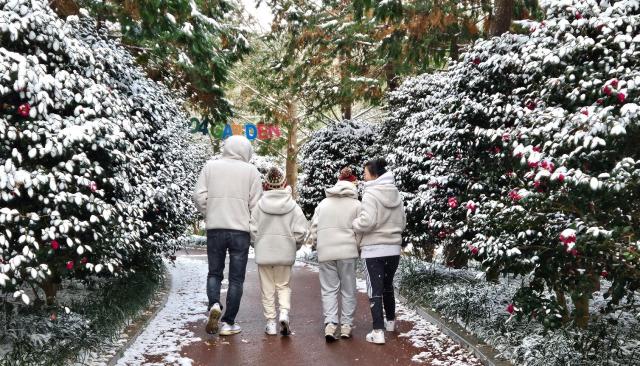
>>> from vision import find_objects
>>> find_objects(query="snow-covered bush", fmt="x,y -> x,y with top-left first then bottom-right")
388,0 -> 640,328
297,120 -> 378,217
0,0 -> 207,304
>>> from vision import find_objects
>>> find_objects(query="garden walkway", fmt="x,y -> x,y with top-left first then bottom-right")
116,249 -> 482,365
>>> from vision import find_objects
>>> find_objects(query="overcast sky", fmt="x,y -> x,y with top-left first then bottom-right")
239,0 -> 273,33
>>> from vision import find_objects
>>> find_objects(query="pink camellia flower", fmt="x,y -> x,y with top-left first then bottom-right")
89,181 -> 98,192
617,93 -> 626,103
466,201 -> 477,213
502,133 -> 510,142
448,197 -> 458,209
51,240 -> 60,250
66,261 -> 74,270
509,189 -> 523,201
575,11 -> 583,19
507,303 -> 515,314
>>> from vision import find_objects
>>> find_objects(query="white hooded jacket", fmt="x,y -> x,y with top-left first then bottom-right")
308,181 -> 362,262
193,136 -> 263,232
352,172 -> 406,249
250,187 -> 309,266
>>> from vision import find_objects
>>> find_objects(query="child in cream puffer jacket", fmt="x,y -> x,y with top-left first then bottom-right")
250,167 -> 308,337
308,167 -> 362,342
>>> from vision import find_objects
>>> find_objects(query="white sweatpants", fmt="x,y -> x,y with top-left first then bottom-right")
258,265 -> 292,320
319,258 -> 357,326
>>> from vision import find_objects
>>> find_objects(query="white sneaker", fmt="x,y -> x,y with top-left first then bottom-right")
219,322 -> 242,336
205,303 -> 222,334
325,323 -> 338,342
265,319 -> 277,335
385,320 -> 395,332
279,310 -> 291,336
365,329 -> 385,344
340,324 -> 352,338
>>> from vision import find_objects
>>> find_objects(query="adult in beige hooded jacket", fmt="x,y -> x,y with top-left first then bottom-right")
192,136 -> 263,337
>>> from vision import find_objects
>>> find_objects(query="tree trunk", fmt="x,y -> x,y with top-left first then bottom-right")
341,102 -> 352,121
489,0 -> 515,37
339,52 -> 352,121
285,102 -> 299,198
40,279 -> 58,306
554,288 -> 569,323
385,61 -> 399,92
449,35 -> 459,62
572,293 -> 590,328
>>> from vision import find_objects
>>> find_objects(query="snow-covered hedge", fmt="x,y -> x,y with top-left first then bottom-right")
298,120 -> 378,217
0,0 -> 207,304
387,0 -> 640,328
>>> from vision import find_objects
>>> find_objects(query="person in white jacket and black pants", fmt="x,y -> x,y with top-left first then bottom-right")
308,167 -> 362,342
352,158 -> 406,345
250,167 -> 309,336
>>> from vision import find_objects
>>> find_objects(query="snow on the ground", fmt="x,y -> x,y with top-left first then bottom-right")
116,257 -> 208,366
355,278 -> 482,366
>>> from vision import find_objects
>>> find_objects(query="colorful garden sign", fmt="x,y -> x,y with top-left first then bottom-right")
190,117 -> 282,141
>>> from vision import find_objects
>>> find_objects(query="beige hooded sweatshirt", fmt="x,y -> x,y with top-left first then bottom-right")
250,187 -> 309,266
308,181 -> 362,262
192,136 -> 263,232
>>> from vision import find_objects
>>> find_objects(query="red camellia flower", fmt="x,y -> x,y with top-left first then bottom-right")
596,98 -> 604,105
66,261 -> 74,270
526,100 -> 537,110
81,257 -> 88,264
493,146 -> 501,154
472,57 -> 481,65
469,245 -> 479,255
575,11 -> 583,19
507,303 -> 515,314
502,133 -> 510,142
528,161 -> 539,169
17,103 -> 30,117
570,249 -> 579,256
50,312 -> 57,322
602,85 -> 612,96
600,270 -> 609,278
610,79 -> 619,88
438,231 -> 447,239
558,173 -> 566,183
532,146 -> 541,152
560,231 -> 577,245
426,152 -> 434,159
540,160 -> 555,172
581,108 -> 589,116
509,189 -> 523,201
51,240 -> 60,250
617,93 -> 626,103
448,197 -> 458,209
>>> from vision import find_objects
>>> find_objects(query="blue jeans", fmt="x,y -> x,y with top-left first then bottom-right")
206,229 -> 250,325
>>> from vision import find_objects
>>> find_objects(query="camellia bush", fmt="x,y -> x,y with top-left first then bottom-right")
297,120 -> 378,217
0,0 -> 207,305
387,0 -> 639,328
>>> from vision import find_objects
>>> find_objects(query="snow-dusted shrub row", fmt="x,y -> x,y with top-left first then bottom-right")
387,0 -> 640,328
297,120 -> 378,217
0,0 -> 207,304
398,259 -> 640,365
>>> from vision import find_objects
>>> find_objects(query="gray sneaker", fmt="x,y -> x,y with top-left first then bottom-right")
205,303 -> 221,334
219,322 -> 242,336
325,323 -> 338,342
